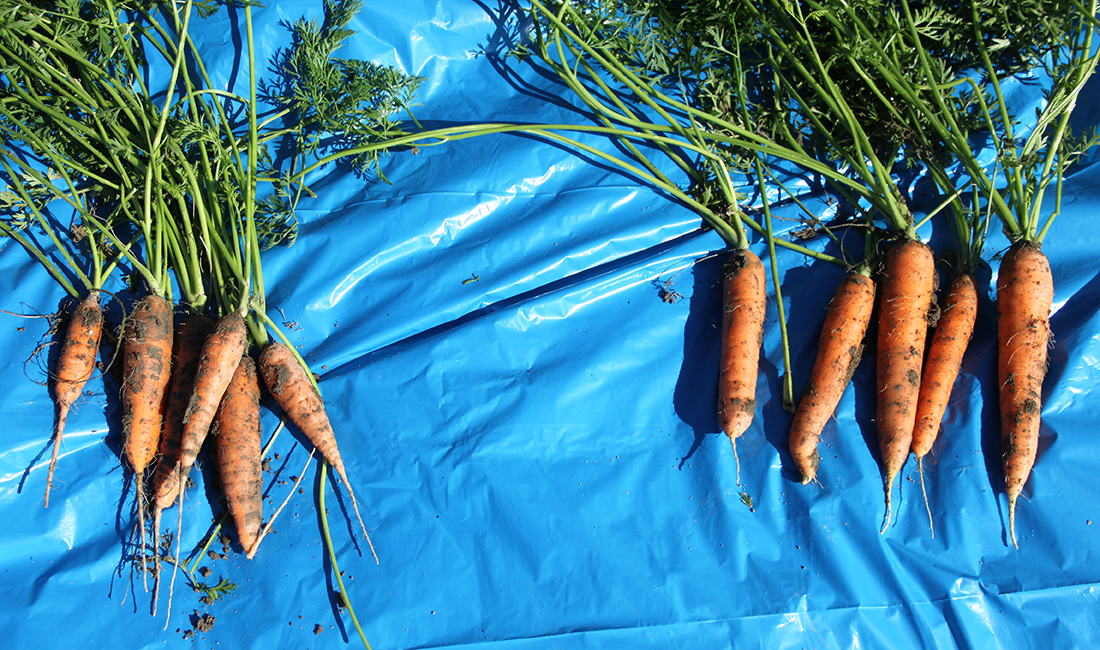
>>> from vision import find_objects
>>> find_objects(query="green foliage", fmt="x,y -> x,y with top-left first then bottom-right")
265,0 -> 423,180
192,577 -> 238,602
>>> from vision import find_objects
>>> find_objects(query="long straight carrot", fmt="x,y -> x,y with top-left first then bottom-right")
789,270 -> 876,484
717,248 -> 767,467
213,355 -> 263,558
911,271 -> 978,536
876,238 -> 935,531
122,294 -> 174,569
997,242 -> 1053,548
258,341 -> 378,563
46,290 -> 103,506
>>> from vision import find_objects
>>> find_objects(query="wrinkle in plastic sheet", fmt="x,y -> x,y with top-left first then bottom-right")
3,2 -> 1100,649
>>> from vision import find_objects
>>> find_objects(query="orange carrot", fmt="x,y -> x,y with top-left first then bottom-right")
213,355 -> 263,558
258,341 -> 377,562
911,271 -> 978,535
46,290 -> 103,507
997,242 -> 1053,548
876,238 -> 935,531
717,248 -> 767,465
122,295 -> 174,481
151,313 -> 215,615
121,294 -> 174,563
173,312 -> 248,494
789,271 -> 876,484
150,314 -> 215,534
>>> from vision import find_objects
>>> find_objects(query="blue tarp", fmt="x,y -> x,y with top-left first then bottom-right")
2,2 -> 1099,648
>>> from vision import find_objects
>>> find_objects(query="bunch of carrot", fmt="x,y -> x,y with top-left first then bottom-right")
749,0 -> 1097,546
0,1 -> 420,639
517,0 -> 1099,547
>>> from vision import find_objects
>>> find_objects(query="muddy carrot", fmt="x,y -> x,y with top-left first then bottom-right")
912,271 -> 978,535
46,291 -> 103,506
997,242 -> 1053,548
876,238 -> 935,531
789,270 -> 876,484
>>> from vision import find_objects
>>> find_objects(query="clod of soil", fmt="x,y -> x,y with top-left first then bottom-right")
190,611 -> 216,633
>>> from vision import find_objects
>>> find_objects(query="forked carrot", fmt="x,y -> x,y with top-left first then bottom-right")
258,341 -> 378,563
997,242 -> 1053,548
911,271 -> 978,536
121,294 -> 174,568
46,290 -> 103,507
213,355 -> 263,558
876,238 -> 935,532
717,248 -> 767,472
789,270 -> 876,484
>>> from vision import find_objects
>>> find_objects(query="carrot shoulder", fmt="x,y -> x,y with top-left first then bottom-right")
213,355 -> 263,558
717,248 -> 767,447
997,242 -> 1053,548
46,290 -> 103,507
876,238 -> 935,530
789,271 -> 875,484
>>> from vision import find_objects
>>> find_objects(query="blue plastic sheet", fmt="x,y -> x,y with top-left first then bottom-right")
3,2 -> 1100,648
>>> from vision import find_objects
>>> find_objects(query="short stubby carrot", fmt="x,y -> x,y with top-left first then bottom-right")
213,355 -> 263,558
174,312 -> 248,491
122,295 -> 174,479
46,290 -> 103,507
151,314 -> 215,528
876,238 -> 935,531
259,341 -> 377,562
997,242 -> 1053,548
717,248 -> 767,450
789,271 -> 875,484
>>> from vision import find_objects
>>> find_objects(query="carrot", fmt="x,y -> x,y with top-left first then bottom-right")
172,312 -> 249,494
213,355 -> 263,558
258,341 -> 378,562
150,314 -> 215,535
789,270 -> 876,484
876,238 -> 935,532
717,248 -> 767,468
911,271 -> 978,535
150,313 -> 215,615
997,242 -> 1053,549
121,294 -> 174,569
45,290 -> 103,507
